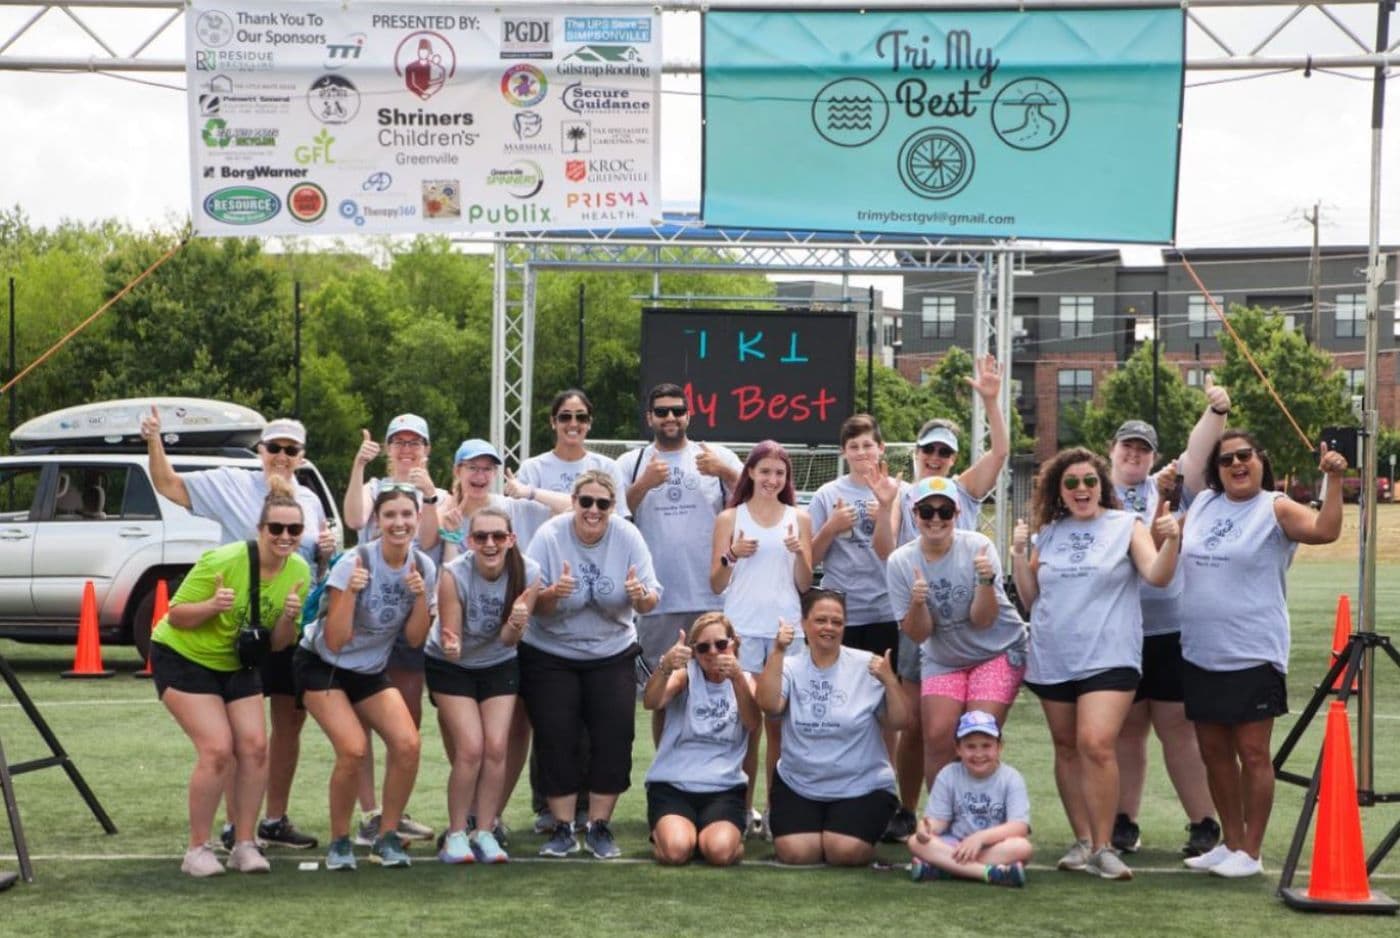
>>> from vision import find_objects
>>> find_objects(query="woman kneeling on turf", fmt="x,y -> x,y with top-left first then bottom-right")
296,487 -> 436,870
756,588 -> 910,866
150,478 -> 310,877
643,613 -> 760,866
908,710 -> 1032,887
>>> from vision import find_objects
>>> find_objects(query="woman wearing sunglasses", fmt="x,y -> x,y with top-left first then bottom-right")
144,411 -> 332,852
643,612 -> 760,866
886,476 -> 1027,804
513,388 -> 630,547
148,478 -> 311,876
1010,448 -> 1179,881
756,588 -> 910,866
523,470 -> 661,860
425,507 -> 541,865
709,440 -> 812,837
1175,431 -> 1346,879
884,355 -> 1010,841
296,487 -> 437,871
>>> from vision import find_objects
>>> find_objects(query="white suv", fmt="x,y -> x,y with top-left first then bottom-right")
0,398 -> 343,659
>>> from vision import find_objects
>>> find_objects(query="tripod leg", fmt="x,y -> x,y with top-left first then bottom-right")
0,658 -> 117,835
1368,819 -> 1400,876
0,733 -> 34,883
1276,747 -> 1324,894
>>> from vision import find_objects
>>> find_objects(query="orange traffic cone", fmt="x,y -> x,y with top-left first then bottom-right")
133,580 -> 168,679
61,581 -> 115,679
1329,595 -> 1360,692
1281,701 -> 1397,913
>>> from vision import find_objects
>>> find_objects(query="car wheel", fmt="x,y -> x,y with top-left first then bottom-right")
131,573 -> 186,660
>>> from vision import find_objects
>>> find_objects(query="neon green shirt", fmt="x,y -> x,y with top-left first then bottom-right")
151,541 -> 311,672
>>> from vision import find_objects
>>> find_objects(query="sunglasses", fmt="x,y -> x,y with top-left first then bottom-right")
262,442 -> 302,456
576,495 -> 613,511
1062,475 -> 1099,490
693,638 -> 731,654
1217,448 -> 1255,467
919,444 -> 956,458
915,502 -> 957,521
471,531 -> 511,545
389,438 -> 425,448
805,586 -> 846,598
555,411 -> 592,424
652,405 -> 687,418
263,522 -> 305,537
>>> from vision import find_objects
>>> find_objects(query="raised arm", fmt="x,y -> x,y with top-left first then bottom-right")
139,405 -> 191,509
754,618 -> 795,716
1180,375 -> 1231,493
1276,443 -> 1347,545
1128,509 -> 1179,588
957,354 -> 1010,500
342,429 -> 379,532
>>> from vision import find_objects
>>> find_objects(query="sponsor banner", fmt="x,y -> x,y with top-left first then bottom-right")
188,1 -> 660,235
703,9 -> 1183,243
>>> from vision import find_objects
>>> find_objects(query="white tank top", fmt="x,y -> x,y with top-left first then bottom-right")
723,502 -> 801,638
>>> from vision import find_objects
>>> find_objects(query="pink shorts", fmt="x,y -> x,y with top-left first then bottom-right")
921,653 -> 1025,705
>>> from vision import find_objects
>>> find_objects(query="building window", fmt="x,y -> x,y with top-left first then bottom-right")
1184,367 -> 1206,388
1058,296 -> 1093,339
1346,367 -> 1365,394
1188,296 -> 1223,338
921,296 -> 956,339
1335,294 -> 1364,339
1057,369 -> 1094,404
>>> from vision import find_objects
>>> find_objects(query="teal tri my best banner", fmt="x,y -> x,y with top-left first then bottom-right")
702,8 -> 1184,243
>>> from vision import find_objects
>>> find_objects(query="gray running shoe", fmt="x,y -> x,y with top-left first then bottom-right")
1087,846 -> 1133,881
539,821 -> 580,858
585,820 -> 622,860
370,831 -> 413,868
353,814 -> 379,848
395,814 -> 434,843
326,836 -> 357,872
1056,839 -> 1092,872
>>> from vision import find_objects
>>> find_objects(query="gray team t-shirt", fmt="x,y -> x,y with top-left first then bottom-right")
1027,510 -> 1144,684
926,761 -> 1031,842
1116,474 -> 1186,637
300,541 -> 437,674
438,493 -> 552,553
775,647 -> 896,800
615,441 -> 741,614
885,530 -> 1027,677
808,475 -> 898,626
524,513 -> 660,660
515,450 -> 630,546
423,553 -> 542,670
1179,490 -> 1295,674
645,659 -> 750,793
184,466 -> 326,568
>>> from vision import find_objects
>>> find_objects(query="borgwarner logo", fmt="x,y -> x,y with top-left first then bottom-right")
203,186 -> 281,225
486,161 -> 544,199
561,83 -> 650,113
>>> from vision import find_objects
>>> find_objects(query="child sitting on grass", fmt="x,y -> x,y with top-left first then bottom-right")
909,710 -> 1033,887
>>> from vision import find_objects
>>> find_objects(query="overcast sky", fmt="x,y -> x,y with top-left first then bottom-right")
2,4 -> 1396,268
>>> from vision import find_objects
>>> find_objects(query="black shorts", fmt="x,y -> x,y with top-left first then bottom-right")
1135,632 -> 1186,703
646,782 -> 747,834
425,656 -> 520,703
151,643 -> 261,703
387,637 -> 426,673
767,772 -> 897,846
842,620 -> 901,671
260,645 -> 298,697
292,647 -> 393,707
1183,661 -> 1288,724
1025,666 -> 1140,703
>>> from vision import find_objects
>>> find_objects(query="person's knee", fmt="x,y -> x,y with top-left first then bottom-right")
653,828 -> 696,866
387,728 -> 421,766
699,827 -> 743,866
1001,836 -> 1034,862
823,837 -> 874,867
234,733 -> 268,767
1078,733 -> 1117,766
200,740 -> 237,775
774,837 -> 822,865
482,735 -> 509,767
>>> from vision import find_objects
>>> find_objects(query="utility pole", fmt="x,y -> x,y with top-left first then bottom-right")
1304,201 -> 1320,344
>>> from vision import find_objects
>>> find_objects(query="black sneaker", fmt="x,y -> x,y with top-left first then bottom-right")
1183,816 -> 1222,857
220,822 -> 235,852
1111,813 -> 1141,853
258,816 -> 318,850
881,807 -> 918,843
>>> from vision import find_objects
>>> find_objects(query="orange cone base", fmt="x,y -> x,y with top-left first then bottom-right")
132,670 -> 153,679
61,668 -> 115,679
1281,886 -> 1398,915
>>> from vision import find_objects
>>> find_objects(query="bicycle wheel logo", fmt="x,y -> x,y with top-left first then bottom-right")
897,127 -> 975,200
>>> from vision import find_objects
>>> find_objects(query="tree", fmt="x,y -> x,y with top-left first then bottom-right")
1213,305 -> 1353,478
921,346 -> 1033,457
1069,342 -> 1206,459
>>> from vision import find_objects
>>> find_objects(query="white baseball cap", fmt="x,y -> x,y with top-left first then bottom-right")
260,418 -> 306,446
386,413 -> 430,442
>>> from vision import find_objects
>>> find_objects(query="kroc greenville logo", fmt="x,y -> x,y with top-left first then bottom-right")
203,186 -> 281,225
395,32 -> 455,101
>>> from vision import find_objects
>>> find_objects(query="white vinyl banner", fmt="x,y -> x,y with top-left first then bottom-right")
187,2 -> 661,235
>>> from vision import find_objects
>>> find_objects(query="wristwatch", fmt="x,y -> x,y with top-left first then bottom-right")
977,575 -> 996,586
422,494 -> 440,505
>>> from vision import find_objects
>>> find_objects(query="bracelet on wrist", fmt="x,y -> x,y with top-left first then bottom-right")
1210,405 -> 1230,415
977,575 -> 995,586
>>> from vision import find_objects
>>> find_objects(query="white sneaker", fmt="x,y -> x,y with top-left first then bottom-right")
181,843 -> 226,878
1210,849 -> 1263,878
1056,839 -> 1093,871
227,841 -> 270,874
1184,843 -> 1233,871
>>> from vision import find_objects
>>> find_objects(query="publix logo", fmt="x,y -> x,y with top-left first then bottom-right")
203,186 -> 281,225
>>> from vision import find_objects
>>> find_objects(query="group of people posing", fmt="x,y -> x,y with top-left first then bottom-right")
141,361 -> 1347,886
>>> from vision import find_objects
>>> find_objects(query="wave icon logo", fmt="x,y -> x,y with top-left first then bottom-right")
812,77 -> 888,148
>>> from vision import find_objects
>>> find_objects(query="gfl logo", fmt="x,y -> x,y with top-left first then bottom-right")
295,129 -> 336,165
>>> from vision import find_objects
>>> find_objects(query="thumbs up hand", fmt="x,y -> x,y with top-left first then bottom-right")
642,453 -> 670,489
347,554 -> 369,593
354,429 -> 381,467
140,404 -> 162,441
282,582 -> 304,620
1204,373 -> 1230,415
1152,497 -> 1180,543
1318,440 -> 1348,476
868,648 -> 894,683
775,617 -> 796,651
316,519 -> 336,561
661,628 -> 692,672
830,497 -> 858,534
783,523 -> 802,554
408,466 -> 434,497
624,564 -> 648,603
973,545 -> 994,581
1156,459 -> 1179,500
1012,518 -> 1029,556
731,529 -> 759,559
404,563 -> 425,598
210,573 -> 235,612
695,442 -> 722,478
551,560 -> 576,599
910,567 -> 930,606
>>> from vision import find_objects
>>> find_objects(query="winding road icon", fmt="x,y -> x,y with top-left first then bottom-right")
992,77 -> 1070,151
